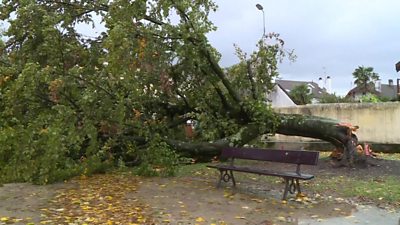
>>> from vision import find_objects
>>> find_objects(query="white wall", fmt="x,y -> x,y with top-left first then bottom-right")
274,102 -> 400,144
268,85 -> 296,108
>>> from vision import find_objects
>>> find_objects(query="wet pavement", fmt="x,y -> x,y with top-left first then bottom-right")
299,204 -> 400,225
1,177 -> 399,225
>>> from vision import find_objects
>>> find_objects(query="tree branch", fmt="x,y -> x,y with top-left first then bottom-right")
246,60 -> 258,100
171,2 -> 242,105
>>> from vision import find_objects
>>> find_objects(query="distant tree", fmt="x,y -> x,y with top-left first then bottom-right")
360,93 -> 381,103
352,66 -> 379,95
289,84 -> 312,105
319,93 -> 347,103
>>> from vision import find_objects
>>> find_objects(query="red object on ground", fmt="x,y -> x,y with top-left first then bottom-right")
184,124 -> 194,139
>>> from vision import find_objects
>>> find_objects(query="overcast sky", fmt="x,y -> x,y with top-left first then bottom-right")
6,1 -> 398,96
207,0 -> 400,95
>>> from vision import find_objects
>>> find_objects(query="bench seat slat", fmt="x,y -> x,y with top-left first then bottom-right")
207,164 -> 314,180
221,147 -> 319,165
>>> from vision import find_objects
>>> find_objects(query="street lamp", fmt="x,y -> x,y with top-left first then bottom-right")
256,3 -> 265,37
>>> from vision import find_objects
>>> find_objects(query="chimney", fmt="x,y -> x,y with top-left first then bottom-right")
397,79 -> 400,95
318,77 -> 324,89
389,79 -> 393,86
375,79 -> 382,92
326,76 -> 332,93
396,61 -> 400,72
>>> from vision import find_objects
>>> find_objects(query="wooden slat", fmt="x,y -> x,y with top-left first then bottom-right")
206,164 -> 314,180
220,147 -> 319,165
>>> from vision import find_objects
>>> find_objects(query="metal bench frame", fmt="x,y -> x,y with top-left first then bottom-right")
207,147 -> 319,200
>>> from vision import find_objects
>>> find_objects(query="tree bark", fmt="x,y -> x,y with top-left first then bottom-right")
275,114 -> 362,166
165,113 -> 363,166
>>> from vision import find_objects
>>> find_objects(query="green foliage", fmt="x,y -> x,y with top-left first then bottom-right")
359,93 -> 382,103
229,34 -> 295,102
244,100 -> 280,134
0,0 -> 287,183
135,135 -> 180,177
289,84 -> 312,105
319,93 -> 348,103
352,66 -> 379,93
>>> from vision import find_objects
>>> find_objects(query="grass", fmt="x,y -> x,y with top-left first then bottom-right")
311,175 -> 400,205
377,153 -> 400,160
177,162 -> 211,177
349,176 -> 400,203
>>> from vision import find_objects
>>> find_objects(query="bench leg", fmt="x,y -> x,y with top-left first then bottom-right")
217,169 -> 224,188
283,178 -> 290,200
283,178 -> 302,200
295,179 -> 301,195
217,169 -> 236,188
229,170 -> 236,187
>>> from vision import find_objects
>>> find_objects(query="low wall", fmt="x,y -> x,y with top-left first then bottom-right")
274,102 -> 400,145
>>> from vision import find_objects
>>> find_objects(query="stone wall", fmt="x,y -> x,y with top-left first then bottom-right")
274,102 -> 400,144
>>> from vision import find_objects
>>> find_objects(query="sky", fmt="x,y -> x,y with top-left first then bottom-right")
207,0 -> 400,95
3,1 -> 399,95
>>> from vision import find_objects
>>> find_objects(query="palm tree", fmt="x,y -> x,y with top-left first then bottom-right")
352,66 -> 379,95
289,84 -> 312,105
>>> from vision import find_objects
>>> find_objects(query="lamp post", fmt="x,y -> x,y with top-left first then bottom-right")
256,3 -> 265,37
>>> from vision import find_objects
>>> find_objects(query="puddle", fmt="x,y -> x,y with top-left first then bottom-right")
299,205 -> 400,225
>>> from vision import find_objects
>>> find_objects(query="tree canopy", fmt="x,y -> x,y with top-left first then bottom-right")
0,1 -> 361,184
352,66 -> 379,94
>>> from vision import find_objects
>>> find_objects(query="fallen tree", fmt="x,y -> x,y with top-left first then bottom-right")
0,0 -> 364,183
162,114 -> 362,166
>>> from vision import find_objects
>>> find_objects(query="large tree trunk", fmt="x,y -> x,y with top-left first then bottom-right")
276,114 -> 364,166
166,113 -> 364,166
167,123 -> 262,160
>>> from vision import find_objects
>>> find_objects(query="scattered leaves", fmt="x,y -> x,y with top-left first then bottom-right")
40,174 -> 154,224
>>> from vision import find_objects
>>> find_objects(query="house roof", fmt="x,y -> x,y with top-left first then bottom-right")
267,83 -> 297,107
346,83 -> 398,99
275,79 -> 328,99
381,84 -> 398,99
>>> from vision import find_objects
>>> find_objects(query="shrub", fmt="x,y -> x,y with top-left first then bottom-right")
135,135 -> 179,177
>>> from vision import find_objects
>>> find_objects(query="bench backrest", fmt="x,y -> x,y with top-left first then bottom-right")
221,147 -> 319,165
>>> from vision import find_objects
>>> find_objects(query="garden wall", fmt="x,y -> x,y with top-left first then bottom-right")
273,102 -> 400,145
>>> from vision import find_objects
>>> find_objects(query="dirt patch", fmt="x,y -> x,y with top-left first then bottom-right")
0,182 -> 76,224
136,177 -> 355,225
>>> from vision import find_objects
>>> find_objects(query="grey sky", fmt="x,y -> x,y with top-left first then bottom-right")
6,1 -> 397,95
207,0 -> 400,95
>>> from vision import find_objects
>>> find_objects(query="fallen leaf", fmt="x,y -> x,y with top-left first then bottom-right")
235,216 -> 246,219
195,217 -> 205,222
251,198 -> 263,203
276,216 -> 286,222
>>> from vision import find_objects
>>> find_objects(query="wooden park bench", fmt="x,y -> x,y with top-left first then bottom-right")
207,147 -> 319,200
